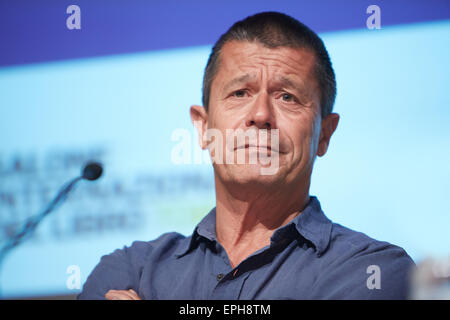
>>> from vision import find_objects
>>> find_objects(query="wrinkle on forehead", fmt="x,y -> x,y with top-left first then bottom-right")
214,41 -> 319,105
216,41 -> 318,91
226,41 -> 316,76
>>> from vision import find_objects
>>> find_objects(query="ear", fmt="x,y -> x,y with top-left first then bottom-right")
190,105 -> 209,150
317,113 -> 339,157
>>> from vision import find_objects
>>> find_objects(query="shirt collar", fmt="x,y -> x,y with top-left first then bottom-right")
290,196 -> 332,256
174,207 -> 217,258
175,196 -> 332,258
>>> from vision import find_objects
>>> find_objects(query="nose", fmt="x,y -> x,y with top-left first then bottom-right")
245,92 -> 275,130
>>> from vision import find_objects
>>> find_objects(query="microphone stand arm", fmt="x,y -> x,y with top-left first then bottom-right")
0,176 -> 82,265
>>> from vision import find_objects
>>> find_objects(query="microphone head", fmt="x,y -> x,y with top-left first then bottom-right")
82,162 -> 103,181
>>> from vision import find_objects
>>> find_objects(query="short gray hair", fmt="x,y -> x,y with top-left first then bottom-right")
202,11 -> 336,118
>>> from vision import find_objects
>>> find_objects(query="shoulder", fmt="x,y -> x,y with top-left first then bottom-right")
97,232 -> 188,270
328,222 -> 414,265
78,232 -> 188,299
118,232 -> 188,262
312,223 -> 415,299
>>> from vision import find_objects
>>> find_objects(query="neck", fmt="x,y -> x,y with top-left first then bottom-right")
214,173 -> 310,267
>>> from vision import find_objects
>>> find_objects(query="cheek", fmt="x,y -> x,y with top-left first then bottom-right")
306,118 -> 322,160
289,116 -> 321,163
206,108 -> 220,128
208,106 -> 242,130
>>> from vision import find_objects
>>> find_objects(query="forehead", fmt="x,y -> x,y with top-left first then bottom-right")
216,40 -> 317,83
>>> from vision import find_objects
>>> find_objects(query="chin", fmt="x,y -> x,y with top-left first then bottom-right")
219,163 -> 285,187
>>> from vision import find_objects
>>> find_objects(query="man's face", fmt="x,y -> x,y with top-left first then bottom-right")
192,40 -> 337,190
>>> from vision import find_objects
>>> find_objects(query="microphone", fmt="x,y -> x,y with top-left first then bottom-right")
82,162 -> 103,181
0,162 -> 103,265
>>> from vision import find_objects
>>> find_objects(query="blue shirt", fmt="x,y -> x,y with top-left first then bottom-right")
78,196 -> 415,300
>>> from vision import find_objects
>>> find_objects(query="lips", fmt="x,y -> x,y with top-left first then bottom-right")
235,144 -> 279,153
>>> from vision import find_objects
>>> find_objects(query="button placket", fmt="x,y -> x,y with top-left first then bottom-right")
216,273 -> 224,281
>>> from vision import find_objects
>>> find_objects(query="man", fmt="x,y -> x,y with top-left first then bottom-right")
78,12 -> 414,300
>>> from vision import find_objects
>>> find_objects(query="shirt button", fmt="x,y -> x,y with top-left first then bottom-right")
216,273 -> 224,281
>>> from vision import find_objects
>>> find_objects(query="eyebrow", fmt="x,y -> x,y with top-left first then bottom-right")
277,76 -> 298,90
222,74 -> 308,98
276,76 -> 308,96
222,74 -> 252,93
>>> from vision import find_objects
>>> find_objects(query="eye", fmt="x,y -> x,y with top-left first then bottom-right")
233,90 -> 247,98
281,93 -> 295,102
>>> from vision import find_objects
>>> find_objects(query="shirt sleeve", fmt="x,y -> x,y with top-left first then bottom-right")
310,242 -> 416,299
77,241 -> 151,300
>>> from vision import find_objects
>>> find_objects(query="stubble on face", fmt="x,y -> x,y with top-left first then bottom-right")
206,41 -> 323,193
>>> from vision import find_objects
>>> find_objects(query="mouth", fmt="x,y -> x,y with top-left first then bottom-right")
235,144 -> 279,153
